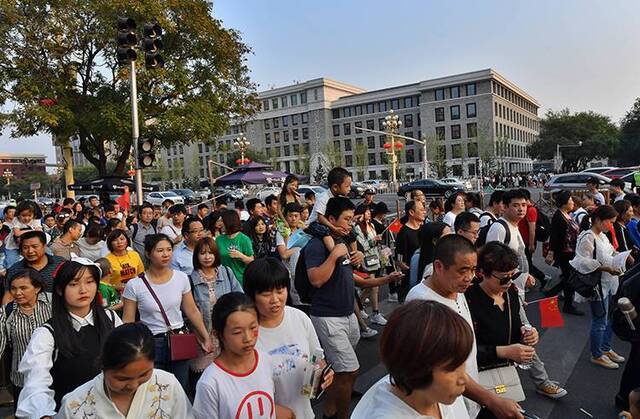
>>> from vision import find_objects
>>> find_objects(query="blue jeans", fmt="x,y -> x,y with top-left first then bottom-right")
153,335 -> 190,392
589,295 -> 613,358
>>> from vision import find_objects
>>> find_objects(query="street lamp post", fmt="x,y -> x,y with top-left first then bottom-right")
3,169 -> 13,200
234,133 -> 251,166
555,141 -> 583,172
382,110 -> 402,184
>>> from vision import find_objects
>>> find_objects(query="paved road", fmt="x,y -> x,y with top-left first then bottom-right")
313,246 -> 629,419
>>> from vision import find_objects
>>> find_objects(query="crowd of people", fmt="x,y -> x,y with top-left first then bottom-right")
0,167 -> 638,418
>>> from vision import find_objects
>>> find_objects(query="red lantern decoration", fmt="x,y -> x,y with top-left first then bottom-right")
127,169 -> 135,177
236,158 -> 251,165
394,142 -> 404,149
39,98 -> 57,106
383,143 -> 392,149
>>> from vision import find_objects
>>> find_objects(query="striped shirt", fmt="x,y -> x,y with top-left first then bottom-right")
0,293 -> 52,386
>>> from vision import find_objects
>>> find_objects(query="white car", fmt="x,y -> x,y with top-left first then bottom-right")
256,186 -> 281,202
362,180 -> 388,193
440,177 -> 473,191
144,191 -> 185,206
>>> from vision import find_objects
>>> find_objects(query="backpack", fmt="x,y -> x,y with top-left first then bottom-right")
535,207 -> 551,242
294,244 -> 313,304
476,217 -> 510,247
130,222 -> 156,241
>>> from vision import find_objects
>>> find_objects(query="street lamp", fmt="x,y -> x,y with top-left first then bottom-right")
234,133 -> 251,166
382,110 -> 402,184
555,141 -> 583,172
3,169 -> 13,200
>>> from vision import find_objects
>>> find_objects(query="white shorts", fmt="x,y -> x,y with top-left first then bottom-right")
311,314 -> 360,373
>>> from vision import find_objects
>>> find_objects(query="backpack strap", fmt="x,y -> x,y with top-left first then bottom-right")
42,322 -> 58,362
495,219 -> 511,245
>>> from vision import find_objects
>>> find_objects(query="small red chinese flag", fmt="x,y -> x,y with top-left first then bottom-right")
539,296 -> 564,328
388,219 -> 403,234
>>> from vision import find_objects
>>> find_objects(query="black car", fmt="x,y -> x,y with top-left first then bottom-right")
397,179 -> 464,198
169,189 -> 200,204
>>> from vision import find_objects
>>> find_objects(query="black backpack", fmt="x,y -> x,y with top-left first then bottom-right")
535,207 -> 551,242
294,244 -> 313,304
476,217 -> 511,247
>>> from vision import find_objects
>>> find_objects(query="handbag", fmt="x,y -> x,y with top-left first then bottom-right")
140,273 -> 199,361
567,233 -> 602,298
477,290 -> 526,402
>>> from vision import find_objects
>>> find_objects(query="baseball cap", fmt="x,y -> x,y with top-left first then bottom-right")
364,188 -> 376,195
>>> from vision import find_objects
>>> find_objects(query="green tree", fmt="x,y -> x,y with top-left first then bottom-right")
529,109 -> 619,172
424,134 -> 448,178
0,0 -> 258,176
353,141 -> 367,181
323,141 -> 342,168
617,98 -> 640,166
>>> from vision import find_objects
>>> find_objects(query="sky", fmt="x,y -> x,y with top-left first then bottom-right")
2,0 -> 639,166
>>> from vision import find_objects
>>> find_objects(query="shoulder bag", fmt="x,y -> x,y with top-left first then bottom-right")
567,232 -> 602,298
140,273 -> 199,361
477,290 -> 526,402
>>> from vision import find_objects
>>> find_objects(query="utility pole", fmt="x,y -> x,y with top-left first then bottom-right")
55,135 -> 75,199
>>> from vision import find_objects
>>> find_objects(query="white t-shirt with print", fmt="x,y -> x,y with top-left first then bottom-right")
256,306 -> 321,418
193,349 -> 276,419
122,270 -> 190,335
351,375 -> 470,419
307,190 -> 336,224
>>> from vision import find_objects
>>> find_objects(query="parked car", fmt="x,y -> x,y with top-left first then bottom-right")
619,172 -> 637,192
297,185 -> 327,199
397,179 -> 465,198
600,166 -> 640,180
581,166 -> 618,175
194,190 -> 210,201
214,187 -> 244,202
169,188 -> 200,205
349,182 -> 367,199
362,180 -> 388,193
440,177 -> 473,191
254,186 -> 281,202
144,191 -> 185,206
544,172 -> 610,192
36,197 -> 55,206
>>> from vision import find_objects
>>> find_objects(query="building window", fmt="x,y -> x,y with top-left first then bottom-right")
402,114 -> 412,128
368,153 -> 376,165
435,89 -> 445,101
450,105 -> 460,120
466,103 -> 477,118
356,137 -> 364,147
333,125 -> 340,136
467,122 -> 478,138
265,147 -> 270,156
436,126 -> 446,141
391,99 -> 399,110
406,149 -> 415,162
451,125 -> 461,139
345,155 -> 352,167
343,123 -> 351,136
284,145 -> 290,156
367,136 -> 375,148
275,147 -> 281,157
264,119 -> 271,129
378,101 -> 387,112
314,89 -> 318,100
303,143 -> 309,153
290,94 -> 297,106
466,83 -> 476,96
272,98 -> 278,109
355,105 -> 362,116
292,129 -> 299,141
300,91 -> 307,104
262,100 -> 269,111
468,142 -> 478,158
435,107 -> 445,122
379,136 -> 386,148
380,152 -> 387,164
302,128 -> 309,139
301,113 -> 308,123
332,109 -> 340,119
282,115 -> 289,127
354,121 -> 362,131
452,144 -> 462,158
344,139 -> 352,151
366,120 -> 374,130
274,132 -> 280,143
369,170 -> 377,179
451,86 -> 460,98
366,103 -> 374,114
404,97 -> 413,108
284,131 -> 290,142
281,96 -> 288,107
292,114 -> 299,125
293,144 -> 299,155
198,144 -> 203,153
344,107 -> 352,117
273,118 -> 279,129
378,118 -> 385,130
333,140 -> 341,151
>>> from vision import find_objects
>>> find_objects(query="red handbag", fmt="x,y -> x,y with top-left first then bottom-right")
140,274 -> 199,361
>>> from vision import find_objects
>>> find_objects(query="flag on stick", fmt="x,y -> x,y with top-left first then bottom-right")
539,296 -> 564,328
388,219 -> 403,234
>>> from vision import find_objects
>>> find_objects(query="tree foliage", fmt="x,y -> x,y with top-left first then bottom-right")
529,109 -> 619,172
0,0 -> 258,176
617,98 -> 640,166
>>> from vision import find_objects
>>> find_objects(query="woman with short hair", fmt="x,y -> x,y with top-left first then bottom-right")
215,210 -> 254,284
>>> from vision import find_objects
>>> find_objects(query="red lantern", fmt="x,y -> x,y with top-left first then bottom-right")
127,169 -> 135,177
236,158 -> 251,165
39,98 -> 57,106
383,143 -> 392,149
394,142 -> 404,149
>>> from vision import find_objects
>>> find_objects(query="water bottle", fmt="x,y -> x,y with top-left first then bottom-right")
517,324 -> 533,370
301,348 -> 324,398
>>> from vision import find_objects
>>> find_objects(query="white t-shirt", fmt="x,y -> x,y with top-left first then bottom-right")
122,270 -> 190,335
307,190 -> 336,224
479,212 -> 497,228
351,375 -> 469,419
256,306 -> 321,418
442,211 -> 457,229
405,282 -> 478,417
193,349 -> 276,419
160,223 -> 181,242
6,219 -> 43,249
486,218 -> 529,295
593,191 -> 606,206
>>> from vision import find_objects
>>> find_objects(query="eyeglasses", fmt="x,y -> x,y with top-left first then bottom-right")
491,271 -> 521,285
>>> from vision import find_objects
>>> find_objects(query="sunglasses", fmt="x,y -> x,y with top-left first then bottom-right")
491,271 -> 521,285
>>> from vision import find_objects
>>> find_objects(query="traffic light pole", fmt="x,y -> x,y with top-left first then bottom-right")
129,61 -> 144,206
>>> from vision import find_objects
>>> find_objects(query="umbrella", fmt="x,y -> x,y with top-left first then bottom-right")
214,163 -> 289,186
68,176 -> 157,192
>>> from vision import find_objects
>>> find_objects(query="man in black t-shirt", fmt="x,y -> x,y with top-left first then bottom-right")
395,200 -> 426,302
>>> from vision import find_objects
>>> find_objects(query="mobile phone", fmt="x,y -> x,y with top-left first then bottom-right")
313,363 -> 333,400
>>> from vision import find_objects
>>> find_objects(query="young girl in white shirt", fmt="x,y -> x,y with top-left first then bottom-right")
193,292 -> 294,419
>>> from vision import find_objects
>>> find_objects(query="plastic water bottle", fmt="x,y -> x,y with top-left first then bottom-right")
301,349 -> 324,398
517,324 -> 533,370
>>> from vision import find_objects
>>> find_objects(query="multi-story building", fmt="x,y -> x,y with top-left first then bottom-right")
0,153 -> 46,180
157,68 -> 540,183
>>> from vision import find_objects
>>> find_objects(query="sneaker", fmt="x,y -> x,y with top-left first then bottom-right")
604,350 -> 626,363
536,381 -> 567,399
359,310 -> 369,320
360,327 -> 378,339
387,293 -> 398,303
591,355 -> 619,369
370,312 -> 388,326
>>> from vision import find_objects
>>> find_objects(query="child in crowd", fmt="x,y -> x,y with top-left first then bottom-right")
42,213 -> 56,234
5,201 -> 43,267
95,258 -> 123,311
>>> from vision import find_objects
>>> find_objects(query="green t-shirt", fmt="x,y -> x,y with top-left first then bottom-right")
215,233 -> 254,284
99,281 -> 121,309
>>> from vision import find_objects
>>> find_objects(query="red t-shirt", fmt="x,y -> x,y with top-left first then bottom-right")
518,204 -> 537,244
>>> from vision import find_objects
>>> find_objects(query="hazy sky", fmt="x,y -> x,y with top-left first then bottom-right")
2,0 -> 639,164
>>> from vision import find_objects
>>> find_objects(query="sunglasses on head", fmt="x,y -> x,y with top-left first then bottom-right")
491,271 -> 521,285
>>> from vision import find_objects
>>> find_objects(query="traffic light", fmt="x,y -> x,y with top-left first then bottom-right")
117,17 -> 137,65
143,23 -> 164,69
138,138 -> 155,168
